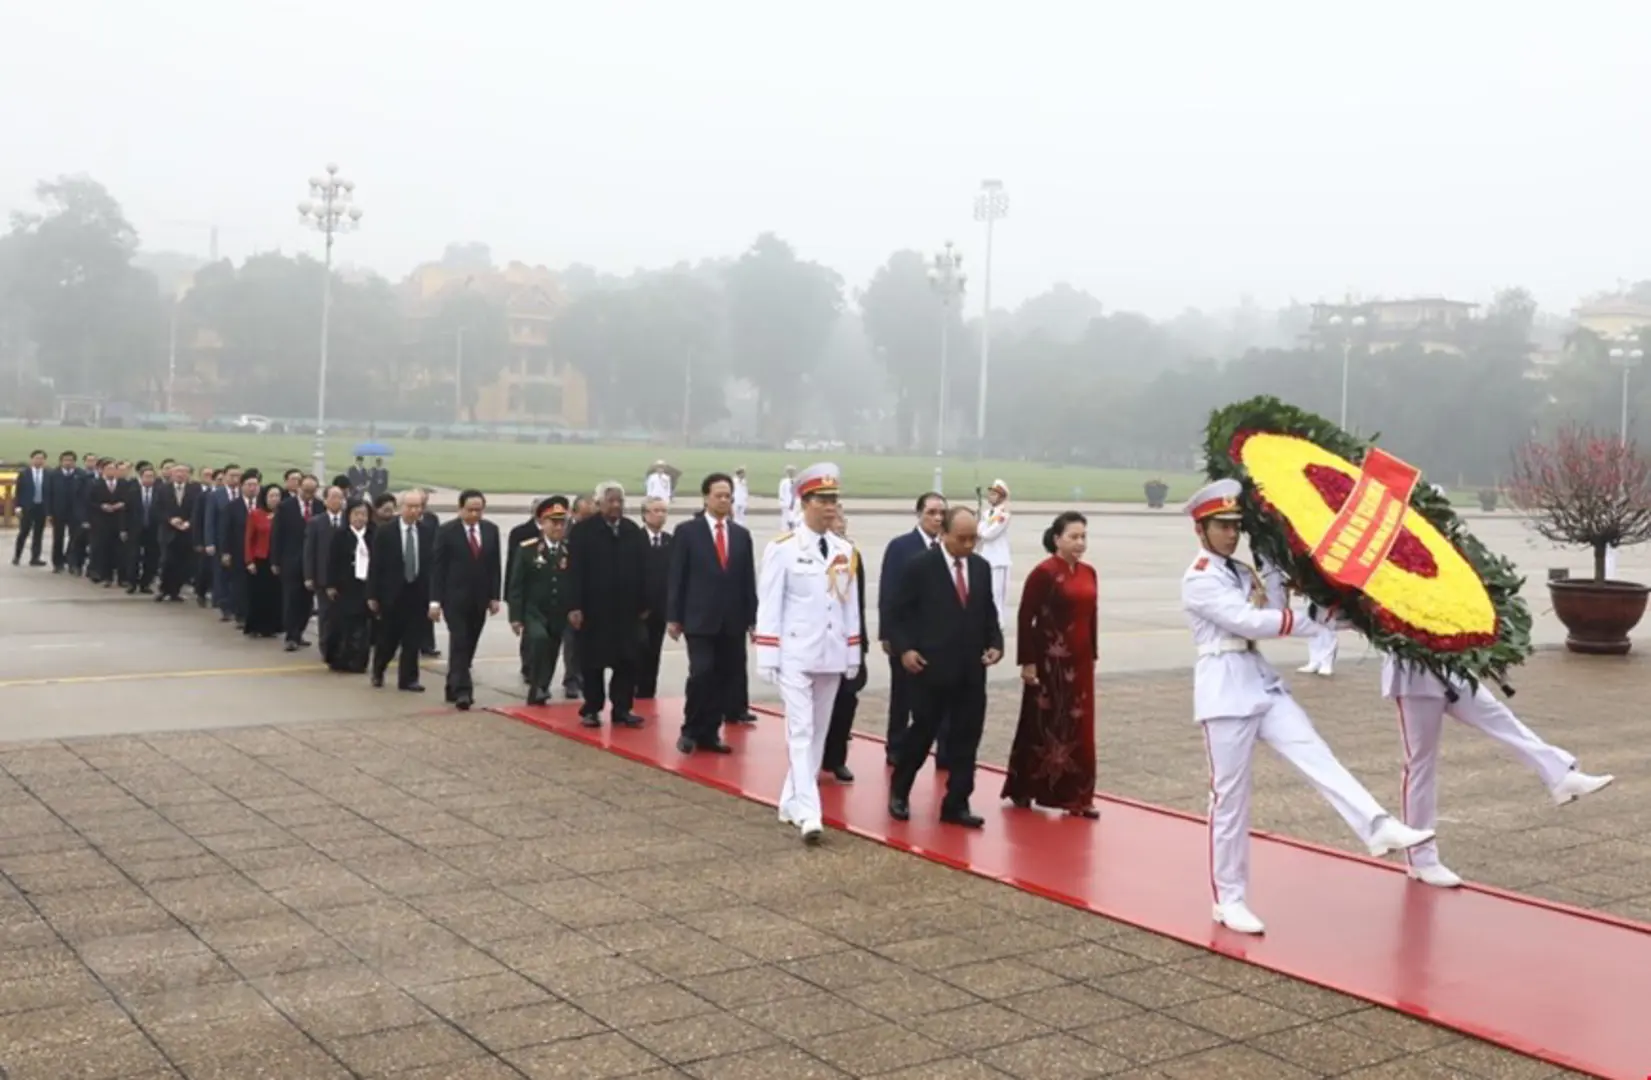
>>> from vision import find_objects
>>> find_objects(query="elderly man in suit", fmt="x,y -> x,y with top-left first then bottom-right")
877,492 -> 947,765
367,489 -> 433,693
566,482 -> 649,728
304,485 -> 347,663
887,506 -> 1004,829
667,472 -> 757,755
431,488 -> 502,710
638,496 -> 673,699
271,474 -> 323,651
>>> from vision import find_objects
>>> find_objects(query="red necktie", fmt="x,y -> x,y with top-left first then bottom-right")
302,501 -> 311,521
467,526 -> 480,558
714,519 -> 727,569
953,557 -> 969,606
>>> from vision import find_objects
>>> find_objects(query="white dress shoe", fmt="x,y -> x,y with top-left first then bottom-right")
1550,770 -> 1614,806
800,821 -> 823,845
1316,664 -> 1334,677
1213,901 -> 1265,934
1407,863 -> 1463,888
1296,663 -> 1319,674
1366,816 -> 1435,856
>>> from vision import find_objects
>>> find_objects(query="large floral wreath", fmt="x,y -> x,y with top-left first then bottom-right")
1202,396 -> 1531,689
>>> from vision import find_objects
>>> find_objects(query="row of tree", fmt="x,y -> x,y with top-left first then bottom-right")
2,174 -> 1647,485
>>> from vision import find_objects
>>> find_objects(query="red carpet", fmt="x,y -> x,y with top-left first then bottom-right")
495,698 -> 1649,1080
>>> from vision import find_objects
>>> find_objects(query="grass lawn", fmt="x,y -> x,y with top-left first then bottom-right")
0,428 -> 1204,503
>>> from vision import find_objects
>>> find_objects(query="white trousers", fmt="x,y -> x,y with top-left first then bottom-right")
777,668 -> 842,827
1202,692 -> 1387,907
989,566 -> 1009,629
1394,688 -> 1575,868
1306,623 -> 1339,670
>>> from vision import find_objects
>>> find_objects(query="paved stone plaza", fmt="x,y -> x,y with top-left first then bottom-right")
0,510 -> 1644,1078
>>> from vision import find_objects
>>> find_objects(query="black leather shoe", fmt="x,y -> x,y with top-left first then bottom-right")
579,712 -> 601,728
676,736 -> 696,754
455,695 -> 473,711
612,712 -> 644,728
701,740 -> 733,754
889,797 -> 910,821
941,806 -> 985,829
829,766 -> 854,783
399,683 -> 425,693
526,692 -> 547,706
370,673 -> 384,688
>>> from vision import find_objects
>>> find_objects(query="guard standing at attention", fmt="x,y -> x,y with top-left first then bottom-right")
509,496 -> 573,706
754,463 -> 861,846
1181,477 -> 1432,936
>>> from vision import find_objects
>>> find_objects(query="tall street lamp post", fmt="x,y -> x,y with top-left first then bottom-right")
297,164 -> 362,482
1327,312 -> 1367,429
972,180 -> 1008,465
928,241 -> 966,494
1609,335 -> 1645,446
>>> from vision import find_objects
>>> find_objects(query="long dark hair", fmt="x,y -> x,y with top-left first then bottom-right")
257,483 -> 283,512
1042,511 -> 1088,554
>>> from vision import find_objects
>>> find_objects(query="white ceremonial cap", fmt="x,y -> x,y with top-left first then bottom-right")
1184,478 -> 1243,522
793,463 -> 841,500
989,478 -> 1010,496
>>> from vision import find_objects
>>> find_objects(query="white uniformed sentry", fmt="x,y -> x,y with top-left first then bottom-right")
732,471 -> 749,527
1180,478 -> 1431,936
976,480 -> 1012,627
776,472 -> 795,532
1380,657 -> 1612,888
755,463 -> 861,843
644,465 -> 672,503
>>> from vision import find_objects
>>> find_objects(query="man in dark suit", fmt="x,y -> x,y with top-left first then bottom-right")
219,472 -> 261,625
887,506 -> 1004,829
206,465 -> 241,621
638,496 -> 673,699
153,463 -> 200,602
822,512 -> 868,782
666,473 -> 757,754
122,464 -> 162,595
878,492 -> 948,764
566,481 -> 649,728
304,485 -> 347,656
47,450 -> 82,574
11,449 -> 49,568
271,475 -> 323,650
418,493 -> 442,659
188,467 -> 216,605
431,488 -> 502,710
367,489 -> 433,692
505,500 -> 547,683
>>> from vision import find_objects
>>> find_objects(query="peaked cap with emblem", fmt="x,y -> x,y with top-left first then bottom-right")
535,495 -> 569,520
1184,478 -> 1244,523
793,462 -> 841,501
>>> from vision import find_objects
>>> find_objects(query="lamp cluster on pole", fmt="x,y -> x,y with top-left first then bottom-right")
928,241 -> 966,494
1326,313 -> 1367,430
1608,333 -> 1644,446
972,180 -> 1008,463
297,164 -> 363,482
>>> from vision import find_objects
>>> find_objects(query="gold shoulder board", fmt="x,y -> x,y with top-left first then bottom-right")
519,537 -> 540,548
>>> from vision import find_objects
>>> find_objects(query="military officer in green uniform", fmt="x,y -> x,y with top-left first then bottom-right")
509,496 -> 573,705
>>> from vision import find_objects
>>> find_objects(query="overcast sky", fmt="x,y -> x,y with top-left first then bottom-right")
4,0 -> 1648,318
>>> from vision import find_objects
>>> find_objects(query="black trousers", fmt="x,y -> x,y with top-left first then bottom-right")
223,558 -> 248,619
193,546 -> 214,599
12,506 -> 45,563
885,655 -> 911,757
373,599 -> 425,688
89,523 -> 122,581
280,564 -> 312,643
561,630 -> 582,691
725,638 -> 750,721
890,672 -> 986,807
158,535 -> 192,598
681,632 -> 743,744
312,589 -> 333,652
637,614 -> 667,698
823,661 -> 866,771
67,523 -> 89,571
580,631 -> 636,718
125,530 -> 160,589
443,601 -> 488,698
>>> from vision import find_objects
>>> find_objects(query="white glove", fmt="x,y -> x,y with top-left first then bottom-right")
845,665 -> 859,681
760,666 -> 779,685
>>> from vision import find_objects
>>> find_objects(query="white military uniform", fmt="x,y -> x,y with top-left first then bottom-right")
976,480 -> 1013,629
755,464 -> 861,844
1381,657 -> 1611,887
777,474 -> 795,532
732,473 -> 749,527
1182,479 -> 1431,935
1256,554 -> 1338,676
645,466 -> 672,504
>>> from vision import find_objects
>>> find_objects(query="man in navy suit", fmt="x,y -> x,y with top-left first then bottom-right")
205,465 -> 241,621
11,449 -> 50,567
270,474 -> 324,650
667,472 -> 758,754
877,492 -> 948,764
47,450 -> 83,573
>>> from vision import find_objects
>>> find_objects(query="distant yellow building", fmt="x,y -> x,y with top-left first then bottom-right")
1572,295 -> 1651,341
1306,297 -> 1479,356
401,261 -> 590,428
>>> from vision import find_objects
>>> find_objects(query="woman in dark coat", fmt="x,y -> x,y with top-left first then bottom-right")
324,500 -> 375,673
242,483 -> 284,638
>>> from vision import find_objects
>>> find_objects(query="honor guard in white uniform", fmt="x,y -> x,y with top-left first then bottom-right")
644,462 -> 673,504
755,463 -> 862,845
1258,554 -> 1340,676
732,467 -> 750,527
777,467 -> 797,533
977,479 -> 1013,628
1382,658 -> 1613,888
1182,479 -> 1432,935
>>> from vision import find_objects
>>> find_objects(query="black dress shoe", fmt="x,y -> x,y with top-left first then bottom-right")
828,765 -> 854,783
283,641 -> 299,652
889,797 -> 911,821
676,735 -> 696,754
701,740 -> 733,754
612,712 -> 644,728
455,695 -> 473,711
371,673 -> 384,688
399,683 -> 425,693
579,712 -> 601,728
526,691 -> 547,706
941,806 -> 985,829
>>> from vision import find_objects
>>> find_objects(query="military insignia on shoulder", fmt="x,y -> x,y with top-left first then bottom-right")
520,537 -> 540,548
1194,556 -> 1209,571
774,531 -> 794,543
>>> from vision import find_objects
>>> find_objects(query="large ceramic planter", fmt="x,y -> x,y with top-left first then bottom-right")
1144,482 -> 1168,509
1548,578 -> 1651,655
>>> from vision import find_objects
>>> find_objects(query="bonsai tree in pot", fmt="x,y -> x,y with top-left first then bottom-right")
1143,478 -> 1169,508
1478,487 -> 1499,511
1507,425 -> 1651,654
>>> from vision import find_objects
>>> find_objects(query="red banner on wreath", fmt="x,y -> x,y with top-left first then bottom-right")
1309,447 -> 1422,589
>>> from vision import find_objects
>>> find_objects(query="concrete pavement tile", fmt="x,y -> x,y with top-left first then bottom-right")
0,1028 -> 171,1079
330,1019 -> 487,1077
803,1021 -> 951,1074
683,1045 -> 847,1079
1102,929 -> 1207,965
976,1033 -> 1134,1079
730,990 -> 882,1041
2,849 -> 129,893
140,1008 -> 316,1067
505,1030 -> 666,1078
350,852 -> 481,897
87,834 -> 205,863
1070,1011 -> 1225,1064
0,827 -> 84,859
1248,1020 -> 1406,1073
1420,1038 -> 1562,1079
578,984 -> 719,1029
1330,1008 -> 1463,1053
31,885 -> 159,926
119,855 -> 231,887
433,843 -> 573,885
0,998 -> 139,1055
121,982 -> 273,1027
1244,977 -> 1366,1020
677,904 -> 801,940
780,947 -> 915,991
457,1001 -> 608,1052
873,933 -> 1011,972
75,927 -> 208,972
718,925 -> 845,963
1020,942 -> 1155,982
304,895 -> 427,935
906,1001 -> 1054,1053
836,969 -> 979,1021
411,971 -> 554,1020
1338,1058 -> 1472,1080
176,1045 -> 355,1079
384,1058 -> 531,1080
0,968 -> 109,1016
1154,1044 -> 1319,1080
630,939 -> 760,981
680,966 -> 818,1010
996,982 -> 1140,1029
1092,968 -> 1229,1010
585,916 -> 696,955
38,898 -> 184,944
145,874 -> 289,925
193,826 -> 300,857
531,954 -> 662,998
280,985 -> 436,1040
935,958 -> 1068,1000
1170,954 -> 1283,992
1163,992 -> 1307,1041
487,929 -> 613,977
625,1014 -> 775,1065
253,962 -> 400,1011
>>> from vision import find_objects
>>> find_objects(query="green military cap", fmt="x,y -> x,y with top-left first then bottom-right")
536,495 -> 569,520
